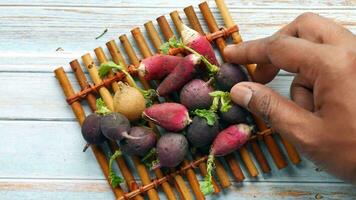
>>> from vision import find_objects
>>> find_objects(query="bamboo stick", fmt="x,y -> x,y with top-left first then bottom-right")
158,14 -> 231,188
170,11 -> 184,34
144,21 -> 206,200
199,1 -> 271,175
181,6 -> 248,179
115,36 -> 177,200
184,6 -> 205,34
130,27 -> 194,200
54,67 -> 125,198
215,0 -> 301,165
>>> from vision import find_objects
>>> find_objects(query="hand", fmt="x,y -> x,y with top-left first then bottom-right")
224,12 -> 356,183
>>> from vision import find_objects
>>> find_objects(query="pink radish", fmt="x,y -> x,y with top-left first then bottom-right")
200,124 -> 252,195
156,54 -> 201,96
138,54 -> 184,80
181,24 -> 219,65
143,103 -> 192,132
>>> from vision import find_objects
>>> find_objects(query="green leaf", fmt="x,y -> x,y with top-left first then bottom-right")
220,92 -> 232,113
209,91 -> 232,113
200,154 -> 215,196
159,42 -> 171,55
138,88 -> 157,107
95,98 -> 111,115
98,61 -> 124,78
192,109 -> 218,126
108,150 -> 124,188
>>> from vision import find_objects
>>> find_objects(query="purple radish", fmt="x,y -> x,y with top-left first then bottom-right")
153,133 -> 188,169
81,113 -> 106,152
200,124 -> 251,195
100,113 -> 139,141
219,103 -> 248,125
181,24 -> 219,65
156,54 -> 201,97
180,79 -> 214,110
215,63 -> 248,91
120,126 -> 157,156
143,103 -> 192,132
187,115 -> 219,148
138,54 -> 184,80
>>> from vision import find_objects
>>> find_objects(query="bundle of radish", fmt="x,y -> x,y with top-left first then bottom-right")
143,103 -> 192,132
138,54 -> 184,80
200,124 -> 252,195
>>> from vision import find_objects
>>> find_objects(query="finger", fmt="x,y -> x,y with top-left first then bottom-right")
253,63 -> 280,84
290,75 -> 314,112
224,35 -> 329,80
230,82 -> 322,150
278,12 -> 355,45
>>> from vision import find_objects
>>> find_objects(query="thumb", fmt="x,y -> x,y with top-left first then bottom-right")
230,82 -> 321,149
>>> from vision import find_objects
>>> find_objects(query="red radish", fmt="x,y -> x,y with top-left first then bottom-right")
143,103 -> 192,132
181,24 -> 219,66
200,124 -> 252,195
211,124 -> 251,156
138,54 -> 184,80
156,54 -> 201,96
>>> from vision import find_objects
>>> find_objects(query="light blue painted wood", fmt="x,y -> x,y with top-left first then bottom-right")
0,120 -> 342,182
0,0 -> 355,199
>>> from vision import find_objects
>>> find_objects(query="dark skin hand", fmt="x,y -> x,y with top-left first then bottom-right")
225,12 -> 356,183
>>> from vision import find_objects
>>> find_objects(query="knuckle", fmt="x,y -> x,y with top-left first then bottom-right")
265,34 -> 288,55
344,50 -> 356,69
296,12 -> 318,24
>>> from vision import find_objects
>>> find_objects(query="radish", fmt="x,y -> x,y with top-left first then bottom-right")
181,24 -> 219,65
156,54 -> 201,97
215,63 -> 248,91
99,61 -> 156,107
113,82 -> 146,121
138,54 -> 184,80
200,124 -> 252,195
120,126 -> 157,156
219,103 -> 248,125
81,113 -> 106,152
143,103 -> 191,132
153,133 -> 188,169
100,113 -> 140,141
180,79 -> 214,110
187,115 -> 219,148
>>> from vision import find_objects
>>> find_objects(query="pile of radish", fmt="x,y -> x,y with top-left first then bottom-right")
80,24 -> 254,196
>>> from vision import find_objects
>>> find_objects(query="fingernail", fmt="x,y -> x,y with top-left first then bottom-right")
230,84 -> 253,107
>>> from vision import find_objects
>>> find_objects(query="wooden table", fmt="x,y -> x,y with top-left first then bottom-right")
0,0 -> 355,199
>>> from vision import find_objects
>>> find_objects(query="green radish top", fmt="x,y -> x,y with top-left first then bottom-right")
95,98 -> 111,115
108,150 -> 124,188
200,154 -> 215,195
191,91 -> 233,126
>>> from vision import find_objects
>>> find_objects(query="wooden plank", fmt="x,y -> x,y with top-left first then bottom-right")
0,120 -> 343,183
0,7 -> 355,54
0,0 -> 354,8
0,180 -> 355,200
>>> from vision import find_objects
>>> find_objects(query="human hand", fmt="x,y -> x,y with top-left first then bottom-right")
224,12 -> 356,183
